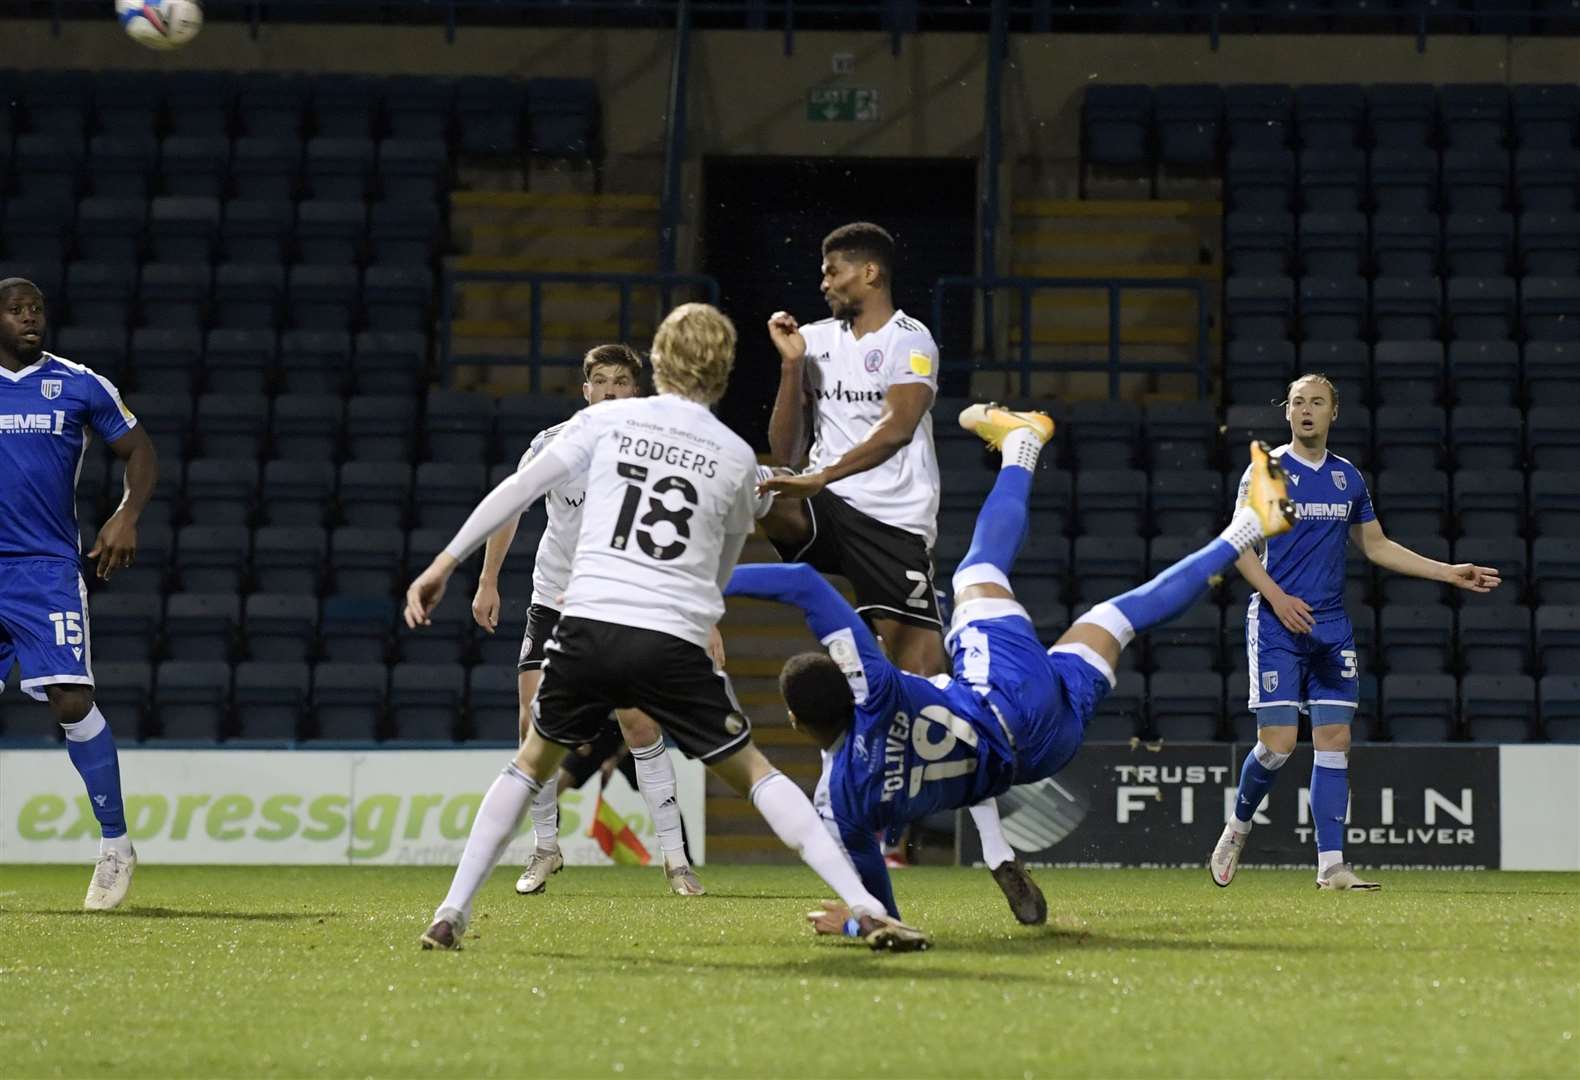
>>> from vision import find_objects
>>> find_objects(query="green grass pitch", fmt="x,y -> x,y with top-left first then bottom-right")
2,865 -> 1576,1078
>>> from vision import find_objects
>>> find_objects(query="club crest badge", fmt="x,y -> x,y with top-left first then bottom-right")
1331,471 -> 1347,491
1262,671 -> 1279,693
40,379 -> 62,400
863,348 -> 883,373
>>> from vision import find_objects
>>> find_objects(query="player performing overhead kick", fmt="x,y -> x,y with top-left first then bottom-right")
0,277 -> 158,910
727,405 -> 1298,936
405,303 -> 928,953
1212,373 -> 1501,891
755,221 -> 1031,918
469,344 -> 703,897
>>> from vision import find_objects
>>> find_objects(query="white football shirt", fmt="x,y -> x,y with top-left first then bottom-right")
516,420 -> 584,610
541,394 -> 760,649
799,309 -> 941,545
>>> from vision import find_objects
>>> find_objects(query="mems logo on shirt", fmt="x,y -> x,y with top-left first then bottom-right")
0,412 -> 65,435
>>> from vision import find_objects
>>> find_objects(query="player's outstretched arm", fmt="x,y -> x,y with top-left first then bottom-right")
759,384 -> 932,500
1351,521 -> 1501,592
767,311 -> 811,468
92,426 -> 158,581
807,822 -> 900,933
471,517 -> 521,633
726,563 -> 894,673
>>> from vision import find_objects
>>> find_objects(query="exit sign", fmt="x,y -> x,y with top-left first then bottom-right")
807,87 -> 879,123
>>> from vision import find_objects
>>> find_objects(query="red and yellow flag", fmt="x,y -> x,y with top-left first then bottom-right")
588,793 -> 651,866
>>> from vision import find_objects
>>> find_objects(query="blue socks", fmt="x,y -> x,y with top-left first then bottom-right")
1311,751 -> 1349,858
63,707 -> 127,840
957,464 -> 1032,581
1110,537 -> 1238,636
1232,738 -> 1290,828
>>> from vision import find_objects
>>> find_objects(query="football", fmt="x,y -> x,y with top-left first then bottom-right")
115,0 -> 204,50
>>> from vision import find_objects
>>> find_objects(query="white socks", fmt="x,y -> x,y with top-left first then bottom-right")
1318,850 -> 1344,874
1219,506 -> 1267,556
969,800 -> 1016,869
1253,741 -> 1292,770
101,834 -> 133,856
61,706 -> 108,742
630,740 -> 688,866
749,771 -> 886,919
438,762 -> 539,920
529,775 -> 560,853
1002,426 -> 1044,472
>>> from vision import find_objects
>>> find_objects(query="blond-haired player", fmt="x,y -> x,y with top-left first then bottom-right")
406,304 -> 929,952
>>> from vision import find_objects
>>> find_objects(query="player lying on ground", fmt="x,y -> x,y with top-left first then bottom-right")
0,277 -> 158,911
726,405 -> 1298,936
1212,373 -> 1502,891
404,303 -> 929,953
469,343 -> 703,897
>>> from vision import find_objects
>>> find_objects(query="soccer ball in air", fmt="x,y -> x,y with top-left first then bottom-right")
116,1 -> 204,50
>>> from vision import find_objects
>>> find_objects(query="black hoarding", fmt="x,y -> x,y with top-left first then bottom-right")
958,743 -> 1500,870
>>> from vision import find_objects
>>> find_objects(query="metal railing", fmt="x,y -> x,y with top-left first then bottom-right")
437,269 -> 719,391
933,275 -> 1213,399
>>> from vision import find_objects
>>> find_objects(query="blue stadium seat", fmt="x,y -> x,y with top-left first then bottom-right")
203,329 -> 276,395
1446,276 -> 1517,340
74,196 -> 146,263
213,263 -> 286,329
1518,211 -> 1580,277
1298,148 -> 1364,211
1514,150 -> 1579,213
163,72 -> 235,138
1081,84 -> 1152,167
413,463 -> 487,532
1223,339 -> 1294,406
1225,84 -> 1292,150
11,134 -> 86,199
1536,605 -> 1580,675
270,394 -> 343,461
93,71 -> 159,137
175,525 -> 249,593
1373,341 -> 1443,406
1462,674 -> 1536,742
237,75 -> 309,138
1452,406 -> 1523,470
136,263 -> 211,334
1527,406 -> 1580,469
1225,210 -> 1293,275
54,327 -> 125,379
1145,400 -> 1218,471
394,587 -> 472,664
1379,536 -> 1452,605
88,594 -> 161,664
1225,276 -> 1294,341
87,135 -> 158,199
1088,671 -> 1144,741
252,526 -> 327,595
163,593 -> 239,663
1512,84 -> 1579,148
295,199 -> 367,265
1521,277 -> 1580,342
1380,604 -> 1454,673
1534,539 -> 1580,604
152,661 -> 231,741
1444,212 -> 1514,277
331,527 -> 406,596
1299,276 -> 1365,340
287,265 -> 359,332
2,196 -> 74,265
92,662 -> 153,738
64,261 -> 136,328
1453,470 -> 1525,538
1154,84 -> 1221,166
1298,211 -> 1366,276
158,136 -> 228,198
1377,470 -> 1447,537
1223,404 -> 1287,458
1226,149 -> 1294,211
184,458 -> 258,527
1372,213 -> 1440,278
311,662 -> 388,741
1531,472 -> 1580,536
243,595 -> 318,664
347,396 -> 418,461
1295,84 -> 1364,149
1540,675 -> 1580,742
232,661 -> 309,742
1011,574 -> 1065,632
260,460 -> 335,527
1383,673 -> 1458,741
495,395 -> 572,453
312,75 -> 379,138
1071,536 -> 1145,604
525,77 -> 601,159
368,200 -> 441,266
320,595 -> 395,664
457,77 -> 525,157
305,136 -> 375,200
195,394 -> 269,460
1448,340 -> 1520,406
231,137 -> 303,200
425,390 -> 495,464
385,77 -> 453,140
354,330 -> 427,395
1372,277 -> 1442,345
1373,405 -> 1445,471
1149,672 -> 1224,741
276,330 -> 351,395
1441,84 -> 1509,149
389,662 -> 464,742
1149,605 -> 1220,672
122,395 -> 190,467
1441,147 -> 1511,214
220,199 -> 294,264
362,265 -> 432,331
1455,537 -> 1525,606
467,665 -> 522,742
1525,341 -> 1580,406
376,141 -> 449,203
1075,469 -> 1146,536
338,461 -> 411,528
1150,471 -> 1223,539
1460,607 -> 1532,676
1027,470 -> 1072,535
21,70 -> 90,134
1369,147 -> 1438,214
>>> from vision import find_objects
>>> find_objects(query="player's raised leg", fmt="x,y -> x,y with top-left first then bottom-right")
48,685 -> 137,911
617,709 -> 705,896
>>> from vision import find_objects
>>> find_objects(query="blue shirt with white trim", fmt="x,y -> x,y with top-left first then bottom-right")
0,353 -> 136,561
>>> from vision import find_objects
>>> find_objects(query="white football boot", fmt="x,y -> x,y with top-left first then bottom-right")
1209,824 -> 1248,888
83,846 -> 137,911
1316,863 -> 1381,891
515,849 -> 564,895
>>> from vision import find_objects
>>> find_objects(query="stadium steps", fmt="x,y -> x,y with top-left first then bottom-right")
1003,197 -> 1222,401
446,191 -> 661,392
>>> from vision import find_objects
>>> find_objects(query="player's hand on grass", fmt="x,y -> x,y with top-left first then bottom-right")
1444,563 -> 1501,593
472,579 -> 501,633
404,557 -> 456,628
758,470 -> 827,501
767,311 -> 807,364
1267,589 -> 1315,634
88,510 -> 138,581
806,900 -> 852,936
